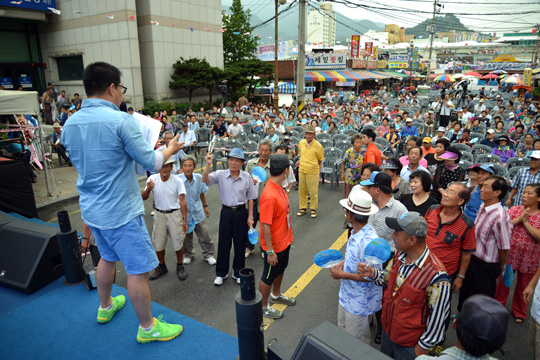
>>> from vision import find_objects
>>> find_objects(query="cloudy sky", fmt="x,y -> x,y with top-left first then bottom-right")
225,0 -> 540,34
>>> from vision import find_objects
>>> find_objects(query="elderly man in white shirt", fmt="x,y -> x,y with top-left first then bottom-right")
179,123 -> 197,153
227,116 -> 244,139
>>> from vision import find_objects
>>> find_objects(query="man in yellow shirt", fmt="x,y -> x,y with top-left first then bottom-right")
295,125 -> 325,218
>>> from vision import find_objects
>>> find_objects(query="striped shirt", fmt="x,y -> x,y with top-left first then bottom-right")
473,203 -> 512,263
368,197 -> 408,252
372,247 -> 451,350
512,167 -> 540,206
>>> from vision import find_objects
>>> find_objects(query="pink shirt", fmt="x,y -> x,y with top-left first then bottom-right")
507,206 -> 540,273
474,203 -> 512,263
399,155 -> 427,168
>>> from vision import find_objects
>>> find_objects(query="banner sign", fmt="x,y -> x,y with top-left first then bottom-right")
477,62 -> 532,71
523,68 -> 533,87
305,52 -> 346,69
411,47 -> 419,69
389,55 -> 408,62
0,77 -> 14,89
350,35 -> 360,59
351,60 -> 379,69
365,42 -> 373,56
256,40 -> 294,61
336,81 -> 355,87
18,76 -> 32,88
372,46 -> 378,59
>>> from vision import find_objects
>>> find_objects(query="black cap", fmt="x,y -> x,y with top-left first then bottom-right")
270,154 -> 290,170
457,295 -> 508,352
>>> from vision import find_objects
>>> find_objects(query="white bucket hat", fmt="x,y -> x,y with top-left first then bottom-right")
339,188 -> 379,216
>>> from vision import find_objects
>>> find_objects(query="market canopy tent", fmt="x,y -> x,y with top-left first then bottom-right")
0,90 -> 40,116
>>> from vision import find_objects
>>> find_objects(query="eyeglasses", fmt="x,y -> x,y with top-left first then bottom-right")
115,84 -> 128,94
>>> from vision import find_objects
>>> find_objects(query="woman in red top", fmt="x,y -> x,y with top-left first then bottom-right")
361,128 -> 381,166
495,183 -> 540,322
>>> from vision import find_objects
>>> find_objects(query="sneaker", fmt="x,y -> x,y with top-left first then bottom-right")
97,295 -> 126,324
183,256 -> 194,265
270,294 -> 296,306
231,274 -> 241,284
204,256 -> 217,265
150,211 -> 155,216
262,306 -> 283,319
149,265 -> 168,281
176,265 -> 187,281
214,275 -> 228,286
245,248 -> 254,258
136,315 -> 183,344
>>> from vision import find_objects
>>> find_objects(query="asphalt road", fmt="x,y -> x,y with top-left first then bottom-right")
39,172 -> 533,359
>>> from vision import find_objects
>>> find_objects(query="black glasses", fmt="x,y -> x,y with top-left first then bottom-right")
115,84 -> 127,94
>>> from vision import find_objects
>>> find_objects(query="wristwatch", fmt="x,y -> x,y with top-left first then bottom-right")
266,250 -> 275,256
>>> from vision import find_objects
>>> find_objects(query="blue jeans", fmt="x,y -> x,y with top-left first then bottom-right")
380,330 -> 416,360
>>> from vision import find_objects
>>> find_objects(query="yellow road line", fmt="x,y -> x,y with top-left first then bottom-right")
263,230 -> 349,330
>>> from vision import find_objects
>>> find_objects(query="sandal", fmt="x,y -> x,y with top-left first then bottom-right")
311,210 -> 317,218
515,317 -> 524,323
297,209 -> 307,217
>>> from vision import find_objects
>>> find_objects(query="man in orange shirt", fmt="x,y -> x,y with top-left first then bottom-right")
259,154 -> 296,319
421,137 -> 436,156
362,128 -> 381,166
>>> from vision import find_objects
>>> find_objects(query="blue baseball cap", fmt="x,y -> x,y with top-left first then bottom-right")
359,171 -> 392,188
226,148 -> 246,161
468,164 -> 494,174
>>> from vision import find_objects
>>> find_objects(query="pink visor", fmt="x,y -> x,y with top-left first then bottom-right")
439,151 -> 459,160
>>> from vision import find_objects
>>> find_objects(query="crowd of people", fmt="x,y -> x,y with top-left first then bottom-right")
26,59 -> 540,358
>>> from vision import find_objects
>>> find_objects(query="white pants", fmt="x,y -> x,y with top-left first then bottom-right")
337,304 -> 371,344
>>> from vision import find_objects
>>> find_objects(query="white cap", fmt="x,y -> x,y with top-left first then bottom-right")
531,151 -> 540,160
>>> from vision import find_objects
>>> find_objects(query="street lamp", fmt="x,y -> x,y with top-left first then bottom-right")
274,0 -> 287,109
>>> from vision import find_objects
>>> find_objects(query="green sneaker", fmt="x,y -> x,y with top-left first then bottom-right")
262,306 -> 283,319
97,295 -> 126,324
270,294 -> 296,306
137,315 -> 183,344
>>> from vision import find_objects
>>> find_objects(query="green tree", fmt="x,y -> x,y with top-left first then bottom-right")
222,0 -> 258,68
226,59 -> 274,97
169,57 -> 222,105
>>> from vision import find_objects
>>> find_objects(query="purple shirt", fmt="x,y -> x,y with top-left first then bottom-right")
491,147 -> 515,164
207,169 -> 257,207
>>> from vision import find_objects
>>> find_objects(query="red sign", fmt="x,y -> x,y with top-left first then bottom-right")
350,35 -> 360,59
365,42 -> 373,56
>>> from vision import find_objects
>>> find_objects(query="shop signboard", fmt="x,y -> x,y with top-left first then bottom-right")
0,77 -> 14,89
336,81 -> 355,87
256,40 -> 294,61
411,47 -> 419,69
389,62 -> 408,69
18,76 -> 32,88
350,35 -> 360,59
365,42 -> 373,56
477,62 -> 532,71
305,52 -> 346,69
3,0 -> 56,12
351,59 -> 378,69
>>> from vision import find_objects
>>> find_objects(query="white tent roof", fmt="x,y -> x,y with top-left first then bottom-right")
0,90 -> 40,116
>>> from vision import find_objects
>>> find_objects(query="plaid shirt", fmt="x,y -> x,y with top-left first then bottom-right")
474,203 -> 512,263
512,167 -> 540,206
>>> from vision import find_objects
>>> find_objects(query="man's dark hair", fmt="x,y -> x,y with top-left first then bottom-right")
410,170 -> 432,192
407,136 -> 420,146
361,128 -> 377,141
402,111 -> 409,116
448,181 -> 472,206
435,138 -> 451,150
516,124 -> 524,130
352,213 -> 370,223
232,116 -> 239,121
487,175 -> 510,200
128,107 -> 133,111
83,62 -> 122,97
74,93 -> 79,97
274,144 -> 288,153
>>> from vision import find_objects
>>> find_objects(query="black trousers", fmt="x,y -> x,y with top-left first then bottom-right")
439,114 -> 451,128
216,206 -> 248,278
457,257 -> 500,312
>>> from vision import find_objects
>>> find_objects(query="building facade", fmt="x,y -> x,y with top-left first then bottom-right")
0,0 -> 223,109
307,2 -> 336,47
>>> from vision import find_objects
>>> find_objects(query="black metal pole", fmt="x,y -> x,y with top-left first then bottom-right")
235,268 -> 265,360
56,210 -> 85,285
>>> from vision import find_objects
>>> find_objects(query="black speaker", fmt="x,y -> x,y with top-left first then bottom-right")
0,218 -> 64,294
291,321 -> 391,360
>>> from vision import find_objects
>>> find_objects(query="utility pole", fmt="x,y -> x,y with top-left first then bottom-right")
425,0 -> 440,84
533,24 -> 540,65
296,0 -> 306,113
273,0 -> 279,109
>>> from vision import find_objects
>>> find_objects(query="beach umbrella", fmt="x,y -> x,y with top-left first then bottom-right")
453,74 -> 466,79
464,71 -> 482,77
480,73 -> 498,80
489,70 -> 507,74
434,74 -> 456,82
503,76 -> 522,84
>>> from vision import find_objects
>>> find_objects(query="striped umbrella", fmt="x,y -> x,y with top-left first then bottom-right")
434,74 -> 456,82
490,70 -> 507,74
503,76 -> 522,84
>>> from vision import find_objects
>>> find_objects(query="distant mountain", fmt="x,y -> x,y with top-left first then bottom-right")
405,14 -> 470,37
222,2 -> 385,46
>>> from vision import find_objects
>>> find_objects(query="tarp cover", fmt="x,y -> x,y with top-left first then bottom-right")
0,160 -> 38,218
0,90 -> 40,116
